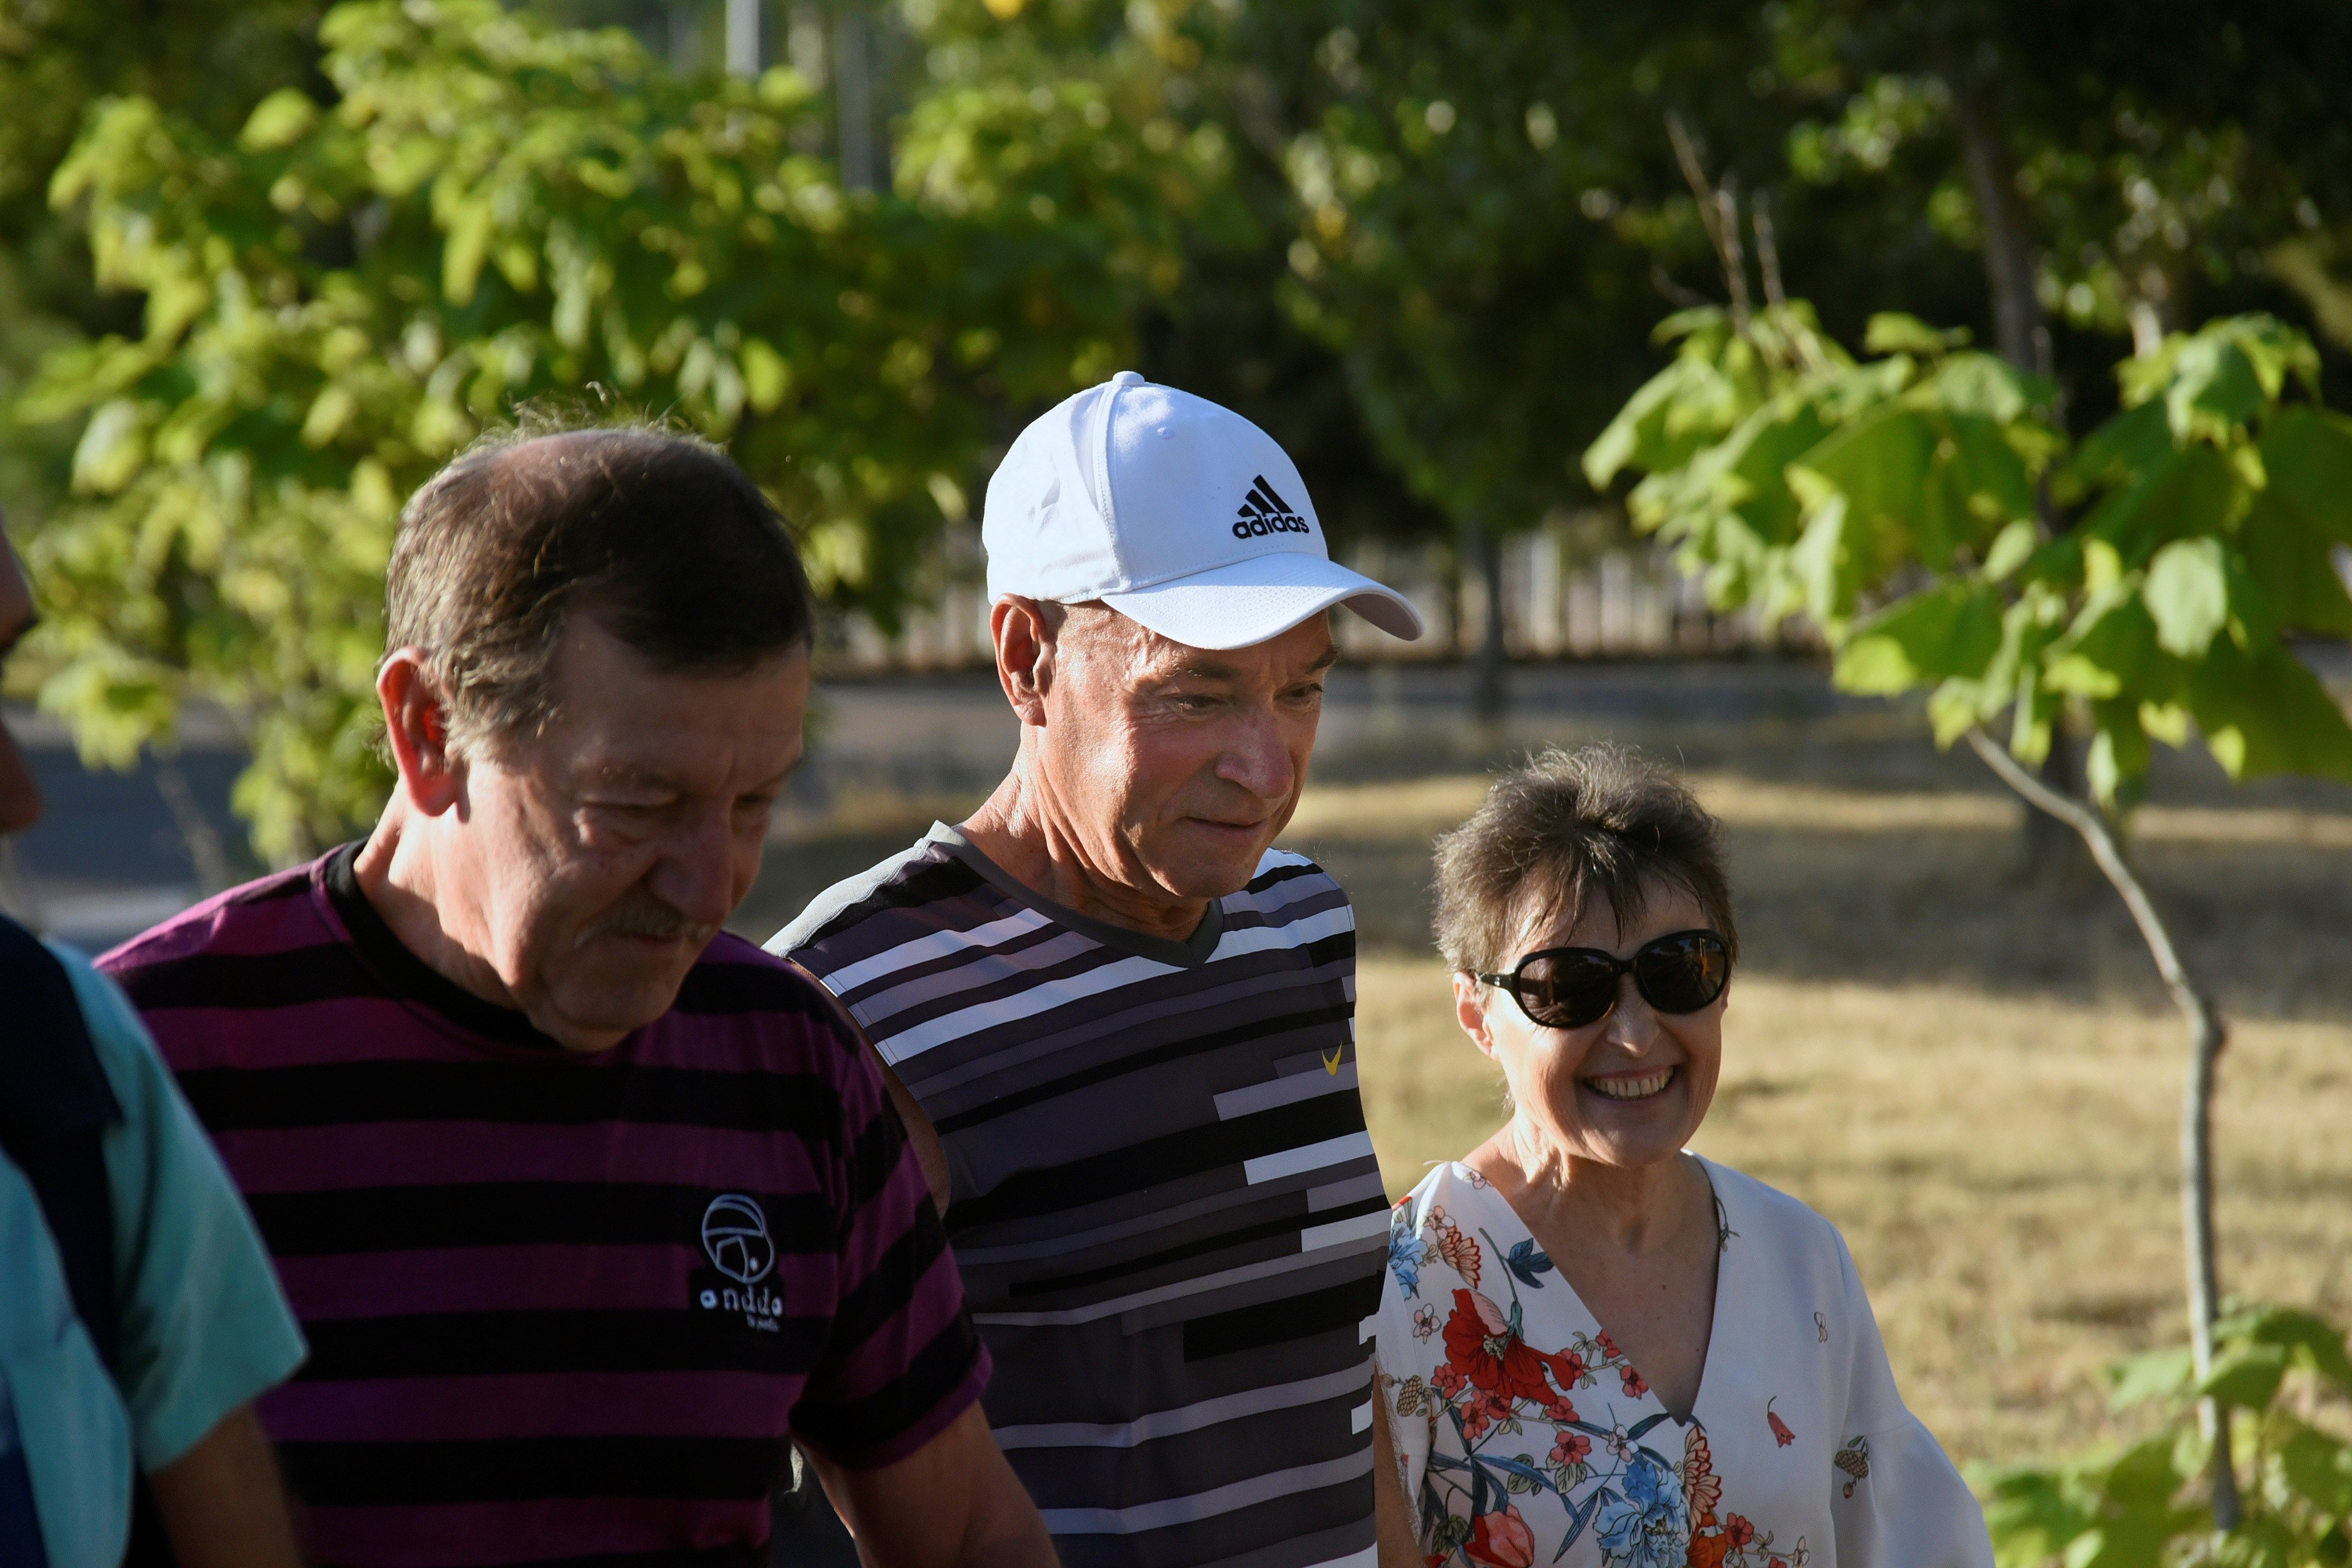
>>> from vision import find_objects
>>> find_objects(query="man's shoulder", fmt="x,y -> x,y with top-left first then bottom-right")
96,861 -> 326,983
1225,847 -> 1354,932
677,931 -> 855,1025
767,829 -> 993,974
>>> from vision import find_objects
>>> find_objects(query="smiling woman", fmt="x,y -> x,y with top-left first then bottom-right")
1369,745 -> 1993,1568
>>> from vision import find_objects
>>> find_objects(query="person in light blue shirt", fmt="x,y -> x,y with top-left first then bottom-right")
0,528 -> 307,1568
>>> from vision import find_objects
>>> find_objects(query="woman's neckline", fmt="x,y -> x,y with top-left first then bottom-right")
1439,1154 -> 1732,1427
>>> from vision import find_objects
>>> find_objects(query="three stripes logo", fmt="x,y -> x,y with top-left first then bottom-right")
1231,474 -> 1312,540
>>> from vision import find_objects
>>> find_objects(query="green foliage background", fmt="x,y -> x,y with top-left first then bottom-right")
6,0 -> 2352,861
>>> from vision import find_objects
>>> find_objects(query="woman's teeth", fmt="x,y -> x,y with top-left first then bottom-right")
1586,1067 -> 1675,1101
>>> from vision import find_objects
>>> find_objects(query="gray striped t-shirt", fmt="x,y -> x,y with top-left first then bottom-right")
771,823 -> 1383,1568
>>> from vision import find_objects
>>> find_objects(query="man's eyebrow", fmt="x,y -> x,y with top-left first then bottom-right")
590,764 -> 681,792
1155,655 -> 1243,682
1301,645 -> 1341,676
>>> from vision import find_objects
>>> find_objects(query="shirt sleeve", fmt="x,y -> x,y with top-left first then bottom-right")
1827,1231 -> 1993,1568
789,1014 -> 989,1469
54,943 -> 309,1472
1374,1201 -> 1436,1545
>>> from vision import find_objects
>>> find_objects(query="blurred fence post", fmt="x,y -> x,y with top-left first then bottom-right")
819,536 -> 1811,673
725,0 -> 759,76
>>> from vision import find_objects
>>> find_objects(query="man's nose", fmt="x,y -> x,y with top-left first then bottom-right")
648,808 -> 739,929
0,723 -> 43,835
1215,709 -> 1297,802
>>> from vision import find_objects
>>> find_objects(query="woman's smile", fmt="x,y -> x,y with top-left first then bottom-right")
1582,1064 -> 1679,1101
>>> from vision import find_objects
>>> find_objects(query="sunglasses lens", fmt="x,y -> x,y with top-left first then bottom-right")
1635,934 -> 1730,1014
1513,953 -> 1621,1029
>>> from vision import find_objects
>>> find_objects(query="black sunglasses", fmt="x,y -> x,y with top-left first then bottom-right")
1476,929 -> 1731,1031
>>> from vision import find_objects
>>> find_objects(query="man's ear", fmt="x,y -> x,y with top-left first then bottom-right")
990,596 -> 1057,727
377,648 -> 466,817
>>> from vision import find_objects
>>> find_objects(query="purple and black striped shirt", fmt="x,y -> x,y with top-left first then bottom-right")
102,846 -> 987,1568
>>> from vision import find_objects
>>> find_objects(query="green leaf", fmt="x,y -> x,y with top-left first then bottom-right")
1919,351 -> 2042,426
442,199 -> 495,307
2064,400 -> 2173,499
2085,704 -> 2150,810
2238,491 -> 2352,636
2278,1422 -> 2352,1514
70,398 -> 145,495
1977,1466 -> 2097,1568
2101,1435 -> 2188,1509
2143,537 -> 2230,657
2219,1305 -> 2352,1389
2199,1343 -> 2291,1407
2186,640 -> 2352,783
239,87 -> 320,152
2164,337 -> 2264,444
2085,445 -> 2244,562
2107,1345 -> 2196,1411
1835,581 -> 2003,693
1982,518 -> 2038,580
1865,312 -> 1967,357
2259,406 -> 2352,545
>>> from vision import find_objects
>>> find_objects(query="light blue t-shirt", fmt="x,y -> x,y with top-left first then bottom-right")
0,942 -> 307,1568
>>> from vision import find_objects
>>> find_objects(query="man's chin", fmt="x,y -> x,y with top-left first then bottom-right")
532,960 -> 698,1050
1149,838 -> 1278,902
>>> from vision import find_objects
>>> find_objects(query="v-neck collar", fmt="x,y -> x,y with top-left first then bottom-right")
1447,1154 -> 1735,1429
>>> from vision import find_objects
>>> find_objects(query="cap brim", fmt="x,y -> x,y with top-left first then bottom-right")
1098,552 -> 1425,651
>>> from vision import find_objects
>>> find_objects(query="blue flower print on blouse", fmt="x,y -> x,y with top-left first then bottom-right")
1388,1209 -> 1431,1299
1595,1451 -> 1692,1568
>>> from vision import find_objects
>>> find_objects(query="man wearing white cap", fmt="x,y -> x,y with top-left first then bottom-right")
772,372 -> 1422,1568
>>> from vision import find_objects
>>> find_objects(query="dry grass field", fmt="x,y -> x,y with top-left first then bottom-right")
738,745 -> 2352,1469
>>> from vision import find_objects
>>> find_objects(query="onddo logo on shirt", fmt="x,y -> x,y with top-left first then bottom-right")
693,1193 -> 783,1331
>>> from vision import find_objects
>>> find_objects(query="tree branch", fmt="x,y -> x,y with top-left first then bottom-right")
1665,112 -> 1748,324
1965,726 -> 2241,1530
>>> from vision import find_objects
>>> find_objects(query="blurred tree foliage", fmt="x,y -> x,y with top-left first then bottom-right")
18,0 -> 1163,858
9,0 -> 2352,856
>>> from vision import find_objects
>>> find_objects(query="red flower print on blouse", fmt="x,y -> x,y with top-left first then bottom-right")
1725,1514 -> 1756,1547
1544,1396 -> 1577,1424
1549,1430 -> 1591,1466
1620,1363 -> 1649,1398
1440,1290 -> 1585,1408
1766,1398 -> 1795,1448
1466,1505 -> 1536,1568
1597,1330 -> 1621,1358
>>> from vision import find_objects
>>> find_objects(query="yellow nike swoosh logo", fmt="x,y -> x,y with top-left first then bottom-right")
1322,1048 -> 1343,1075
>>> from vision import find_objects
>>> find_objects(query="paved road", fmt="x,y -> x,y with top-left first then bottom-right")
13,648 -> 2350,953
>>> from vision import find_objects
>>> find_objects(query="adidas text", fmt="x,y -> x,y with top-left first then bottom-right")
1232,513 -> 1311,538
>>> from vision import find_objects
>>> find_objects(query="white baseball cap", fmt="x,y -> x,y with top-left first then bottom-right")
982,371 -> 1424,650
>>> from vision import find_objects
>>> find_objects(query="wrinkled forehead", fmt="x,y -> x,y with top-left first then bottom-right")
1057,603 -> 1338,683
531,616 -> 809,779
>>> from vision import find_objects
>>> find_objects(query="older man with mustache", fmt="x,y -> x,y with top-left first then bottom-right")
101,427 -> 1055,1568
775,373 -> 1424,1568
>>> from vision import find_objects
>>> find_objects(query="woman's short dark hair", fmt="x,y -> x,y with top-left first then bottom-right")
385,422 -> 814,756
1432,743 -> 1737,977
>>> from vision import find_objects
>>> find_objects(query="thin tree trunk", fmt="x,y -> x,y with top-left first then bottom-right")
1942,63 -> 2046,375
1941,54 -> 2102,881
1471,526 -> 1507,722
1964,729 -> 2241,1530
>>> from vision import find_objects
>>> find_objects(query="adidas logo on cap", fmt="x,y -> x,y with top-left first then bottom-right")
1231,475 -> 1312,540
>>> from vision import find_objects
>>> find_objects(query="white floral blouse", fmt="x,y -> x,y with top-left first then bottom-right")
1376,1159 -> 1992,1568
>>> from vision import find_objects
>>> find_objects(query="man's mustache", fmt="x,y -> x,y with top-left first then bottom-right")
575,897 -> 716,948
